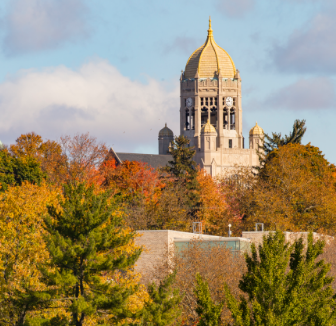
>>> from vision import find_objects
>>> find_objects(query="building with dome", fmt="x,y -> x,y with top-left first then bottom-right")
180,18 -> 263,176
110,18 -> 263,175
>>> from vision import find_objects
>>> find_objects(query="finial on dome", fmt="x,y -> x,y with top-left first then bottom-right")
165,123 -> 167,127
208,16 -> 213,37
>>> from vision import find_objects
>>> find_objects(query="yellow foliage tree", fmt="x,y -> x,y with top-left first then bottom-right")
0,181 -> 61,325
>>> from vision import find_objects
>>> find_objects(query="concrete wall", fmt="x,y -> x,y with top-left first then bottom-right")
242,231 -> 333,248
135,230 -> 250,282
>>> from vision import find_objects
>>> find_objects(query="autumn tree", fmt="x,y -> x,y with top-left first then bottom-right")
196,170 -> 242,236
224,231 -> 336,325
59,133 -> 108,185
0,149 -> 46,190
39,182 -> 141,326
101,159 -> 169,230
0,182 -> 60,325
9,132 -> 66,185
153,240 -> 245,325
234,143 -> 336,233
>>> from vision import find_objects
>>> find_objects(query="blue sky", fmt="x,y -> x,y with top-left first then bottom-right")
0,0 -> 335,162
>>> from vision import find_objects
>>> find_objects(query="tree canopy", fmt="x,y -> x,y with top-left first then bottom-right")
224,231 -> 336,325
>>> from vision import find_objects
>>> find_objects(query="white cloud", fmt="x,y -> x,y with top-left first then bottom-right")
3,0 -> 89,55
254,77 -> 335,111
164,36 -> 201,56
0,60 -> 179,153
215,0 -> 255,17
271,3 -> 336,74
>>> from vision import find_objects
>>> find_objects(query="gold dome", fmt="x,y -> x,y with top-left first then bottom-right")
184,18 -> 236,79
249,122 -> 264,136
201,119 -> 217,134
159,123 -> 174,137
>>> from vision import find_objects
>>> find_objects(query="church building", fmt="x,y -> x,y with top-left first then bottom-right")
111,19 -> 263,177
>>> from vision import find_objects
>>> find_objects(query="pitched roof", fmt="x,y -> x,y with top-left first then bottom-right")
109,148 -> 172,169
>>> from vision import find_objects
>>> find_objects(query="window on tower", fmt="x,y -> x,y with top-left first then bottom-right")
230,109 -> 235,130
223,109 -> 228,129
201,107 -> 208,127
229,139 -> 233,148
191,108 -> 195,130
200,97 -> 217,128
210,106 -> 217,129
185,109 -> 190,130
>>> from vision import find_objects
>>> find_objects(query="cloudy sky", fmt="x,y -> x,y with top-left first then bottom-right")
0,0 -> 335,162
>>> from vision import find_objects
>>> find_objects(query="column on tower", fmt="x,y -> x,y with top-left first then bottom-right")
217,70 -> 224,148
194,72 -> 200,148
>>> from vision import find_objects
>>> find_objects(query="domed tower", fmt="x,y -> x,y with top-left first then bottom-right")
180,18 -> 242,150
158,123 -> 174,155
249,122 -> 264,151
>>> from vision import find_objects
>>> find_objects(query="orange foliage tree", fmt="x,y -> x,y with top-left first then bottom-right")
196,170 -> 242,236
235,143 -> 336,234
102,160 -> 164,200
101,160 -> 167,230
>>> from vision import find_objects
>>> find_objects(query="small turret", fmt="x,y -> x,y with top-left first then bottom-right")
158,123 -> 174,155
200,119 -> 217,151
249,122 -> 264,150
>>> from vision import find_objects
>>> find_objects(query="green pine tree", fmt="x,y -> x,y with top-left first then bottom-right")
165,135 -> 200,219
194,273 -> 223,326
224,231 -> 336,326
36,182 -> 142,326
133,271 -> 182,326
261,119 -> 306,157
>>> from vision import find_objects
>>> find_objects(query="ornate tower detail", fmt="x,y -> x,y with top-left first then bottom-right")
158,123 -> 174,155
249,122 -> 264,151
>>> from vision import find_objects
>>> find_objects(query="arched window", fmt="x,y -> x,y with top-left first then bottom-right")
185,109 -> 190,130
210,106 -> 217,129
230,109 -> 235,130
201,107 -> 208,127
223,108 -> 228,129
191,108 -> 195,130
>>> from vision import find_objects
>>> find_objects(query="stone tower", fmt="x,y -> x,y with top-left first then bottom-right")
179,18 -> 263,176
180,18 -> 242,151
158,123 -> 174,155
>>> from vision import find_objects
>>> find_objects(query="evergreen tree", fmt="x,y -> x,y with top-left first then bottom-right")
165,135 -> 200,218
39,183 -> 142,326
194,273 -> 223,326
261,119 -> 306,157
166,136 -> 197,179
224,231 -> 336,326
133,271 -> 182,326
